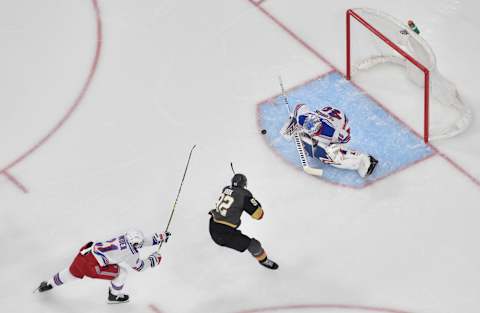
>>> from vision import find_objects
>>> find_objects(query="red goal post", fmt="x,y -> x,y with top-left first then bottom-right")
345,8 -> 471,143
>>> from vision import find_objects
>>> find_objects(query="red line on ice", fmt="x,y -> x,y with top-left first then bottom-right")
253,0 -> 267,5
232,303 -> 415,313
247,0 -> 337,70
3,171 -> 28,193
247,0 -> 480,189
0,0 -> 103,191
148,304 -> 164,313
433,149 -> 480,187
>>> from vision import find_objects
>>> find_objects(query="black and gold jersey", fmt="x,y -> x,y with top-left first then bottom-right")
209,185 -> 263,228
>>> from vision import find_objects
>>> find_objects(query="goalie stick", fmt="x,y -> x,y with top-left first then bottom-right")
158,144 -> 196,252
278,76 -> 323,176
293,132 -> 324,176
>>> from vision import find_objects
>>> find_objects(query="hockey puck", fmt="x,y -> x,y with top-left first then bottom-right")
261,129 -> 267,135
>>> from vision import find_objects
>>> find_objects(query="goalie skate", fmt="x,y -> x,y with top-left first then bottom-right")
366,156 -> 378,176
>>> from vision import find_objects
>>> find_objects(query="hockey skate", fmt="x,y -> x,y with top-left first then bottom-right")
259,258 -> 279,270
366,155 -> 378,176
108,288 -> 129,304
37,281 -> 53,293
356,153 -> 378,177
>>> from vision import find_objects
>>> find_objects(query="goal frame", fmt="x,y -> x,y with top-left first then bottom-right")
345,9 -> 431,143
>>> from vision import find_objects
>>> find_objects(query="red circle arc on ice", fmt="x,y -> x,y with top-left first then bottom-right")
0,0 -> 103,192
231,304 -> 416,313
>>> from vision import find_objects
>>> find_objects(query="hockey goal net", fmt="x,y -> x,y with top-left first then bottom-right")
346,8 -> 471,143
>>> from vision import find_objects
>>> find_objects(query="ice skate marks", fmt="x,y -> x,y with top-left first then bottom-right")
258,71 -> 434,188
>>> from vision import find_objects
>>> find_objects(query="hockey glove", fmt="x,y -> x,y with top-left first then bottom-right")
280,116 -> 299,140
153,231 -> 171,244
292,103 -> 305,119
148,252 -> 162,267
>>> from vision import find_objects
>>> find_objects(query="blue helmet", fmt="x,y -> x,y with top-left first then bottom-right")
303,114 -> 321,135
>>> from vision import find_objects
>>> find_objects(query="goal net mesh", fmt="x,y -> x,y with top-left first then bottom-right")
347,7 -> 471,141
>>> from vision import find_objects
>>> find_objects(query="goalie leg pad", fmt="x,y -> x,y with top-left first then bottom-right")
326,144 -> 364,171
325,144 -> 344,163
300,135 -> 329,160
303,142 -> 330,160
303,141 -> 314,158
326,146 -> 376,177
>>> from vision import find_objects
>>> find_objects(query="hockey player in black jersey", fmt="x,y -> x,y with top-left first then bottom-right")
209,173 -> 278,270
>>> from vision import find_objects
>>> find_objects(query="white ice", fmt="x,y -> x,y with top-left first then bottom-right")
0,1 -> 479,313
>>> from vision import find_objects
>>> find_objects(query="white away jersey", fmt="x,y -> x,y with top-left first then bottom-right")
92,233 -> 155,271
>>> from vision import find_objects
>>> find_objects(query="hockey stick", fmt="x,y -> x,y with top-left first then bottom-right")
278,76 -> 292,113
157,144 -> 196,252
278,76 -> 323,176
293,133 -> 324,176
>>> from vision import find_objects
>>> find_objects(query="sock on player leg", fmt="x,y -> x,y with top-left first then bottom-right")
110,266 -> 127,295
48,268 -> 79,288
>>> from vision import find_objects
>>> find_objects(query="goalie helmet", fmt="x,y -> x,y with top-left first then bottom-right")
303,114 -> 321,135
231,173 -> 247,188
126,229 -> 144,250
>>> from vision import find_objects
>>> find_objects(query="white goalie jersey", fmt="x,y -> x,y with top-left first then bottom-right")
281,103 -> 351,147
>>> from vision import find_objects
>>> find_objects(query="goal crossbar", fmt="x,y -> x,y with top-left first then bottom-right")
346,9 -> 431,142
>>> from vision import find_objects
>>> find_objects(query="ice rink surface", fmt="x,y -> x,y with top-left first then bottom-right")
1,1 -> 479,313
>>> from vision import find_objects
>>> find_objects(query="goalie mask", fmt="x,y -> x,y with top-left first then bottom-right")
126,229 -> 145,250
231,173 -> 247,188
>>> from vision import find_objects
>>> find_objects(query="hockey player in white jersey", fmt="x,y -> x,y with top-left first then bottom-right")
281,103 -> 378,177
36,229 -> 171,303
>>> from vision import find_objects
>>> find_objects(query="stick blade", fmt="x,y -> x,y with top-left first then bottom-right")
303,166 -> 323,176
